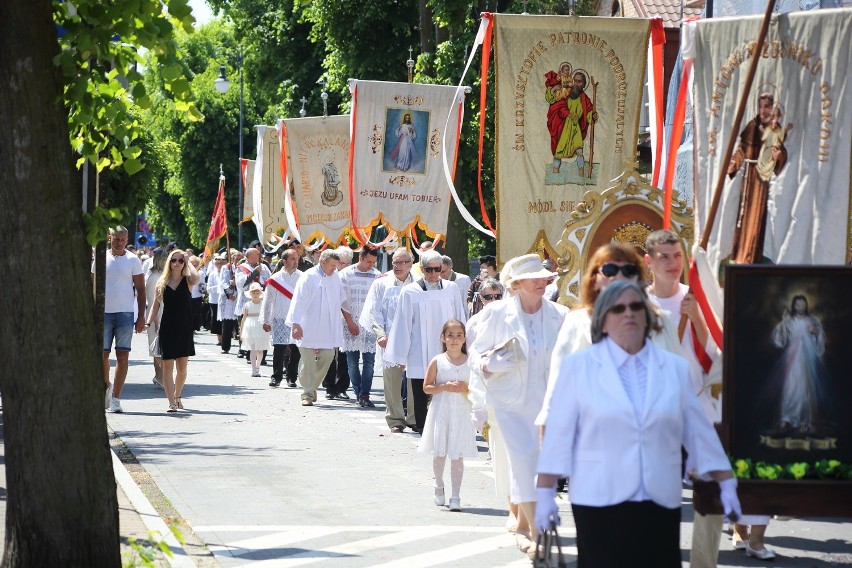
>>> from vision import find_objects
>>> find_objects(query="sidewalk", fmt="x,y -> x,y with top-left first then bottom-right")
0,420 -> 196,567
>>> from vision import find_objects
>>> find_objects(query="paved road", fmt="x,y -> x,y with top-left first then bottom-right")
108,331 -> 852,567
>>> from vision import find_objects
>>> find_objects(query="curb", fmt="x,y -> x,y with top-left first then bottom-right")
111,449 -> 197,567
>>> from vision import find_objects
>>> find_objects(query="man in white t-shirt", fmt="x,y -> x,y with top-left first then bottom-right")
101,226 -> 146,413
644,229 -> 723,568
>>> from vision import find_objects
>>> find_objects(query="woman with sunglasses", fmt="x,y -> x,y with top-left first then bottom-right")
147,249 -> 200,412
536,242 -> 682,427
535,281 -> 740,567
468,255 -> 570,557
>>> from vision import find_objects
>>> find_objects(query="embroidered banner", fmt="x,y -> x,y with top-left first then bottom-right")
349,80 -> 464,238
239,158 -> 256,224
493,14 -> 650,262
689,9 -> 852,269
280,115 -> 351,245
251,126 -> 288,244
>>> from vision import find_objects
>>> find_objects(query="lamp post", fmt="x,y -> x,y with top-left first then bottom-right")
213,51 -> 245,250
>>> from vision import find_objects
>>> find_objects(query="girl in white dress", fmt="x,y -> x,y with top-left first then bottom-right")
419,319 -> 479,512
240,282 -> 271,377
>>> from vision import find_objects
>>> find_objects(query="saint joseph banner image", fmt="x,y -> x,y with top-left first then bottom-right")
280,115 -> 351,245
689,9 -> 852,269
493,14 -> 650,262
251,125 -> 289,244
349,80 -> 464,238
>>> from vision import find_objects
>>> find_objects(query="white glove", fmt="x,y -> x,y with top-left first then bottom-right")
472,407 -> 488,432
718,477 -> 742,522
483,350 -> 517,373
534,486 -> 560,534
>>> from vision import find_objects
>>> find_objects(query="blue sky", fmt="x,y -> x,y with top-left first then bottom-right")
187,0 -> 214,26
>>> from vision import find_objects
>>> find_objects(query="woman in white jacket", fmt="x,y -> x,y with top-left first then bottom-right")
535,281 -> 740,567
468,255 -> 569,554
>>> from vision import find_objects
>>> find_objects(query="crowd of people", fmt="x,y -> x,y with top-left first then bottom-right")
100,226 -> 776,567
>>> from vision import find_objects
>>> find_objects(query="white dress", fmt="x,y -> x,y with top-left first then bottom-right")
241,301 -> 270,350
418,354 -> 479,459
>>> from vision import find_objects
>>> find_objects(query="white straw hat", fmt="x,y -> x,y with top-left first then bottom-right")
505,254 -> 554,286
244,282 -> 264,298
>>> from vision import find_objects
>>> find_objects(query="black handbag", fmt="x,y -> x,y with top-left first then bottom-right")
531,520 -> 568,568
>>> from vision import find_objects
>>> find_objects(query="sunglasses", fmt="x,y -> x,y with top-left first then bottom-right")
609,301 -> 645,315
423,266 -> 442,273
599,263 -> 638,278
481,293 -> 501,301
171,258 -> 185,264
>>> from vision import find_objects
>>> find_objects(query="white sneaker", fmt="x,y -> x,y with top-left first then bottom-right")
107,398 -> 123,413
104,384 -> 113,409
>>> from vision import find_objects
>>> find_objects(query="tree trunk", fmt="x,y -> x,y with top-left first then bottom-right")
419,0 -> 435,55
0,3 -> 120,566
444,202 -> 471,277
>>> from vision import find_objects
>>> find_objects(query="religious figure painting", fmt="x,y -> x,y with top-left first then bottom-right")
724,266 -> 851,463
319,149 -> 344,207
543,61 -> 600,187
727,87 -> 794,264
382,108 -> 429,175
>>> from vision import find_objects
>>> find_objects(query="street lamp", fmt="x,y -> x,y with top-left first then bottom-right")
213,54 -> 245,250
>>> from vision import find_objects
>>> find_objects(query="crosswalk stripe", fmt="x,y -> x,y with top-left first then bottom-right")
369,533 -> 516,568
231,527 -> 449,567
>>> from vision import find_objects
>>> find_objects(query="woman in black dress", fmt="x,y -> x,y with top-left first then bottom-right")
146,249 -> 200,412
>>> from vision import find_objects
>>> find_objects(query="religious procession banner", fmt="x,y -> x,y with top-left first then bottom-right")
493,14 -> 650,262
689,9 -> 852,269
239,158 -> 256,224
251,125 -> 288,245
279,115 -> 351,244
349,80 -> 464,239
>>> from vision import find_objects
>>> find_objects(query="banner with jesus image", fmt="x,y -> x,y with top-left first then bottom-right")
349,80 -> 465,238
688,9 -> 852,271
493,14 -> 650,262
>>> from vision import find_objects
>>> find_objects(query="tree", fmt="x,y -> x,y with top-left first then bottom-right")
0,0 -> 198,564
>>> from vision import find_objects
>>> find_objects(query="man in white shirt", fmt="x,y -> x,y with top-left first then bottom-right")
339,248 -> 381,407
440,255 -> 472,312
285,249 -> 359,406
385,250 -> 467,432
261,249 -> 302,388
644,229 -> 723,568
100,226 -> 146,413
360,249 -> 416,432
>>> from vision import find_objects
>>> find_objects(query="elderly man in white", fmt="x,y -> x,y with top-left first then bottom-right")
385,249 -> 466,432
360,248 -> 416,433
261,249 -> 303,388
285,249 -> 359,406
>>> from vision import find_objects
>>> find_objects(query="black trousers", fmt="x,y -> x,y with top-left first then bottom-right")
209,304 -> 222,335
272,343 -> 300,381
572,501 -> 681,568
221,319 -> 237,352
409,378 -> 428,431
322,349 -> 350,395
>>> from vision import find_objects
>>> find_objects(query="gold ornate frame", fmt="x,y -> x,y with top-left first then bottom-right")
554,161 -> 694,308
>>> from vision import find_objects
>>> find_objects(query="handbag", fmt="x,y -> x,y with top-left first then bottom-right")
531,520 -> 568,568
150,336 -> 162,357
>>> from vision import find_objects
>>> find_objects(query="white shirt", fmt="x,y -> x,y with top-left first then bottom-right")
103,250 -> 143,313
339,264 -> 381,352
385,279 -> 467,377
285,265 -> 347,349
606,337 -> 651,502
647,283 -> 722,422
260,268 -> 302,325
